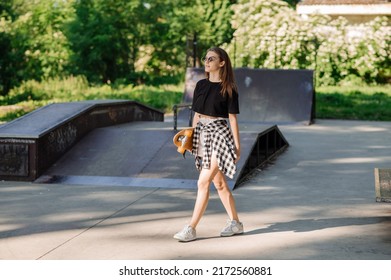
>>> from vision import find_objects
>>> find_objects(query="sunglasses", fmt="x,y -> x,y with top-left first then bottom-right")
202,56 -> 218,63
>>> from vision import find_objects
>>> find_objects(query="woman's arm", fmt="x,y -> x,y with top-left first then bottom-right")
228,113 -> 241,163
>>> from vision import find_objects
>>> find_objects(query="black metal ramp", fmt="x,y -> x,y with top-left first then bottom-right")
0,100 -> 164,181
35,121 -> 288,189
181,67 -> 314,125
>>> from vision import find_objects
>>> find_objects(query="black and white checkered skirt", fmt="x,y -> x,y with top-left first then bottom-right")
191,118 -> 237,179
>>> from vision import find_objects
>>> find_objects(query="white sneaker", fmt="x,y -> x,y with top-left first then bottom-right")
220,220 -> 244,237
173,225 -> 196,242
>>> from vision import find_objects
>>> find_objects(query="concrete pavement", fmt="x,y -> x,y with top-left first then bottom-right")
1,119 -> 391,260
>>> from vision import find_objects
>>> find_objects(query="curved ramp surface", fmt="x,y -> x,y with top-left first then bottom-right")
36,121 -> 288,189
182,67 -> 314,125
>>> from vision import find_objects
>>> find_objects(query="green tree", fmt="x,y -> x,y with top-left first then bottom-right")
281,0 -> 300,7
13,0 -> 72,79
225,0 -> 390,85
226,0 -> 308,68
138,0 -> 204,82
0,0 -> 14,95
196,0 -> 236,56
67,0 -> 213,84
143,0 -> 236,81
0,0 -> 73,95
1,0 -> 238,92
67,0 -> 149,84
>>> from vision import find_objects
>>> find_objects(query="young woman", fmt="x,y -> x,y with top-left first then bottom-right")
174,47 -> 243,242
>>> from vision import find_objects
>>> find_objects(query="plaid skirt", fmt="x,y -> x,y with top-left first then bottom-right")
191,118 -> 237,179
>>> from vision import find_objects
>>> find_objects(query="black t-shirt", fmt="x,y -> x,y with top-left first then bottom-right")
191,79 -> 240,118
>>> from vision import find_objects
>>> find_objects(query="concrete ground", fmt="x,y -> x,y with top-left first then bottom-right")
1,119 -> 391,260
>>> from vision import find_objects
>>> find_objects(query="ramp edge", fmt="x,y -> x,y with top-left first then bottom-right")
233,125 -> 289,189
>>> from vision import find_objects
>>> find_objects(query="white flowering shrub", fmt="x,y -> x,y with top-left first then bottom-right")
225,0 -> 390,86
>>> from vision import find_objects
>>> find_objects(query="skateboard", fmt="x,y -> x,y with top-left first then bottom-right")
173,128 -> 194,158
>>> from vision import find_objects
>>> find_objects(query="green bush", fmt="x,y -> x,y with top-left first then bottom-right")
0,76 -> 184,123
5,76 -> 89,103
225,0 -> 390,86
82,83 -> 183,111
2,77 -> 391,123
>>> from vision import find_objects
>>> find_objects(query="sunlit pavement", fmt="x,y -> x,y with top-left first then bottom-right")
1,119 -> 391,260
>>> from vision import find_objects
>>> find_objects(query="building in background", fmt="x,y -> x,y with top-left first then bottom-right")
297,0 -> 391,24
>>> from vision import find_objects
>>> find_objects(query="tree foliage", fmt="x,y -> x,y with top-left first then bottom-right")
195,0 -> 236,60
0,0 -> 235,93
225,0 -> 390,85
67,0 -> 143,84
0,0 -> 73,95
0,0 -> 389,97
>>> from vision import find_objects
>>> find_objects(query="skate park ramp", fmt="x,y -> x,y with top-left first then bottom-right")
35,121 -> 289,190
1,72 -> 293,188
0,100 -> 164,182
181,67 -> 314,125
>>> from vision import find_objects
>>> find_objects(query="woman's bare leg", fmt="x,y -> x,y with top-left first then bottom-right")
189,154 -> 220,229
213,170 -> 239,222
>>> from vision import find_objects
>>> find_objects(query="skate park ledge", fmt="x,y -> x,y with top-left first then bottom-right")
0,100 -> 164,181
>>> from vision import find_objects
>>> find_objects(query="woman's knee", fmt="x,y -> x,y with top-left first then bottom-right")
213,179 -> 228,192
198,166 -> 218,191
197,177 -> 211,191
212,170 -> 228,192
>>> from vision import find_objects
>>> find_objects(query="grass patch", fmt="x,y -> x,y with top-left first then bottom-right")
316,85 -> 391,121
0,76 -> 184,122
0,102 -> 44,123
1,77 -> 391,123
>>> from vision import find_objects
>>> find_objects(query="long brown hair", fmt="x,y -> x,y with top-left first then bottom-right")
205,47 -> 238,98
